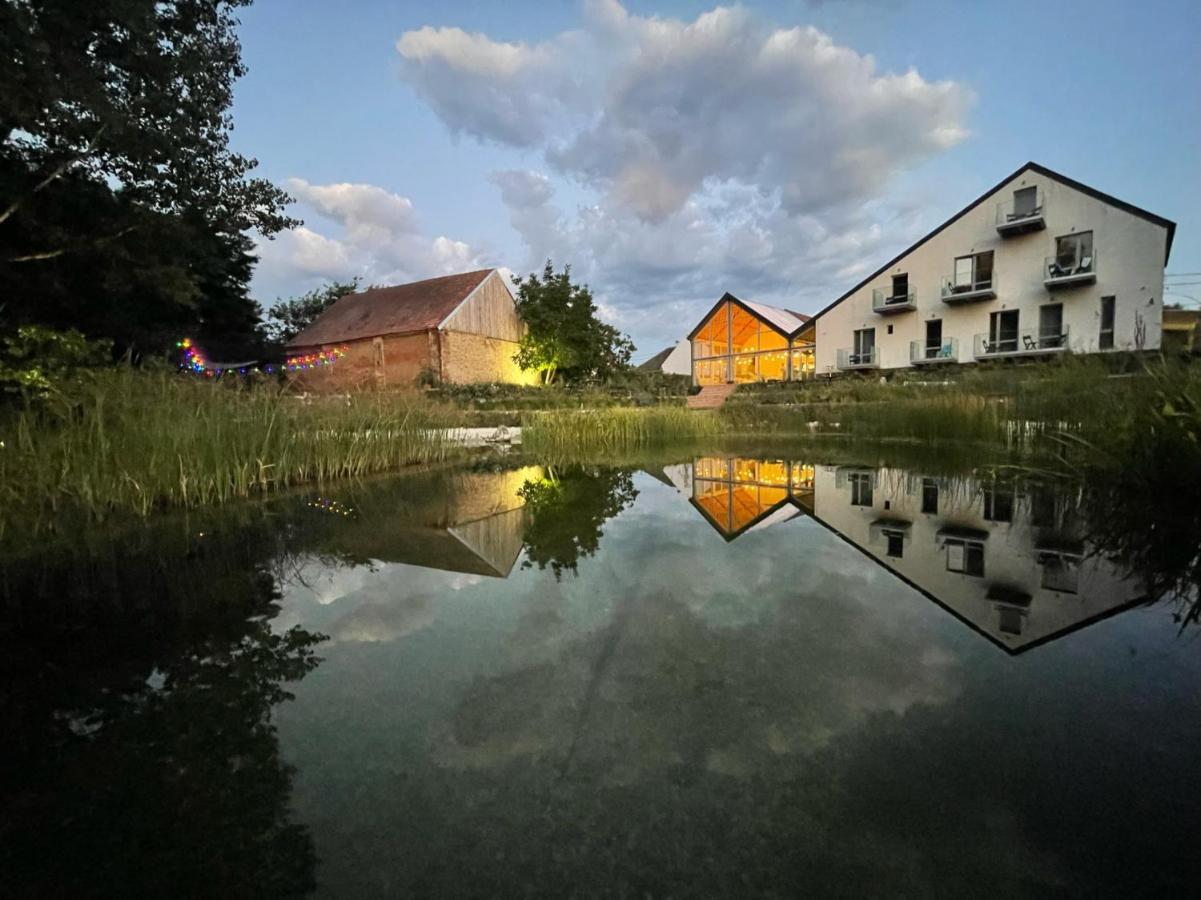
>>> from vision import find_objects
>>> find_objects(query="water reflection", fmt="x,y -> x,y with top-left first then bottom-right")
0,521 -> 323,896
2,454 -> 1197,896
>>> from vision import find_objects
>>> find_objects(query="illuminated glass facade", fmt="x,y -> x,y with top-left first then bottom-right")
691,300 -> 814,385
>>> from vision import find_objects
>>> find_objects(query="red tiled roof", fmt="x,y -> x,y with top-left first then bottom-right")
286,269 -> 495,348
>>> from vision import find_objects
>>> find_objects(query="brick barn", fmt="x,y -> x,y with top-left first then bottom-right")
285,268 -> 538,390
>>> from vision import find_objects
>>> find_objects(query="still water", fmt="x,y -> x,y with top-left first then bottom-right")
3,454 -> 1198,897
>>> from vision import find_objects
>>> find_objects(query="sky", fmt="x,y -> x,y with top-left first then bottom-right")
232,0 -> 1201,361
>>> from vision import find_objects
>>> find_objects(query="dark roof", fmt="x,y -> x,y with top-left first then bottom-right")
636,346 -> 676,371
808,161 -> 1177,325
687,292 -> 812,341
286,269 -> 495,348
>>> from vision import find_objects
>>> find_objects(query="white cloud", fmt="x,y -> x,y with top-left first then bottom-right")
392,1 -> 972,354
255,180 -> 487,302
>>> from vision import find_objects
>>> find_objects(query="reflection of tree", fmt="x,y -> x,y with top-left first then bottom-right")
0,523 -> 324,898
518,466 -> 638,578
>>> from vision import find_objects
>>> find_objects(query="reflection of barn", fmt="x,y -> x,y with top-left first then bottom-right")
690,457 -> 815,540
319,467 -> 543,577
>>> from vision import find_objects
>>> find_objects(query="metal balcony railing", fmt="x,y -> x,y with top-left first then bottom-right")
837,347 -> 879,369
996,189 -> 1046,234
975,327 -> 1070,358
910,337 -> 959,364
941,271 -> 997,302
1045,250 -> 1096,287
872,288 -> 916,314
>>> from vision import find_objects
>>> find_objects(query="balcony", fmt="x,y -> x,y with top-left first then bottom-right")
974,327 -> 1070,359
872,288 -> 916,314
996,190 -> 1046,235
837,347 -> 879,370
910,337 -> 959,365
1044,251 -> 1096,288
941,273 -> 997,304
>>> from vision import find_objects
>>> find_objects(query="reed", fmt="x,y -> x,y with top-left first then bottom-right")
521,406 -> 725,454
0,368 -> 463,536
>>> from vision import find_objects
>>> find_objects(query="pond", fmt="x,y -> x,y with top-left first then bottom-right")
2,451 -> 1198,897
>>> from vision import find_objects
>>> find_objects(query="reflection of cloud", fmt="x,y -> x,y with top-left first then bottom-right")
327,595 -> 436,644
429,478 -> 962,776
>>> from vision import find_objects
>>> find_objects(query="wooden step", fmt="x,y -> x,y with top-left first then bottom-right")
686,383 -> 738,410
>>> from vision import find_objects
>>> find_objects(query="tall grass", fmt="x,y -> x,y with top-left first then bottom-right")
522,407 -> 724,454
0,369 -> 464,536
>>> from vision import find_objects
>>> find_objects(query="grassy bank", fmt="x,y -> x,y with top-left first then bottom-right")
0,369 -> 464,536
521,407 -> 723,454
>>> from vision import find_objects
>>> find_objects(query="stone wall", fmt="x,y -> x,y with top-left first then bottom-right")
440,330 -> 539,385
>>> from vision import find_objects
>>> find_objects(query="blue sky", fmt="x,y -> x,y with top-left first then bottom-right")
232,0 -> 1200,358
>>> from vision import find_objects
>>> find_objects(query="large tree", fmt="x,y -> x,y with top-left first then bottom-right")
0,0 -> 296,356
511,261 -> 635,384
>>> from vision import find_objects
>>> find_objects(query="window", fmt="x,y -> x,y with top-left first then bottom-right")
886,531 -> 904,559
1040,553 -> 1081,594
887,324 -> 894,335
850,473 -> 873,507
1013,186 -> 1038,218
923,320 -> 946,361
946,540 -> 985,576
983,485 -> 1015,522
1053,231 -> 1094,274
921,478 -> 939,514
891,273 -> 909,301
998,607 -> 1025,636
988,310 -> 1019,354
1100,296 -> 1116,350
852,328 -> 876,365
953,250 -> 994,291
1039,304 -> 1064,349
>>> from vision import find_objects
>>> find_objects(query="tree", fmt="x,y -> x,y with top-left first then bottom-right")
511,261 -> 635,384
0,0 -> 297,356
518,467 -> 638,578
263,278 -> 360,345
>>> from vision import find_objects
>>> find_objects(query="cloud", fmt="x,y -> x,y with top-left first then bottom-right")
398,1 -> 971,221
254,179 -> 486,301
394,1 -> 972,352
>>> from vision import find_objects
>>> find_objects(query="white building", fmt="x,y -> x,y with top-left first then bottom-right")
812,162 -> 1177,373
636,339 -> 692,376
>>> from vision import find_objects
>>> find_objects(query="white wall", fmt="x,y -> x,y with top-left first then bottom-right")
814,168 -> 1171,373
811,465 -> 1143,651
661,339 -> 692,375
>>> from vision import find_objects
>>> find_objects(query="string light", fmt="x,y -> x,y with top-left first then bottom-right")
306,497 -> 355,518
284,346 -> 348,371
174,337 -> 348,377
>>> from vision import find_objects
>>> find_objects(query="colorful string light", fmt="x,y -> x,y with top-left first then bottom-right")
175,338 -> 348,377
306,497 -> 356,518
284,346 -> 348,371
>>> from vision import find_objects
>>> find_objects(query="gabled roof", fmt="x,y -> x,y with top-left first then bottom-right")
808,161 -> 1177,325
636,346 -> 676,371
687,292 -> 812,340
286,269 -> 496,348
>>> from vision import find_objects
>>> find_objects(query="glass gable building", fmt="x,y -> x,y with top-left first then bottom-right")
689,293 -> 815,385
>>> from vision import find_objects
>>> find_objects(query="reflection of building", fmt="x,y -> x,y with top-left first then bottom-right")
675,457 -> 1144,652
319,467 -> 543,577
811,465 -> 1145,653
690,457 -> 814,540
688,293 -> 815,386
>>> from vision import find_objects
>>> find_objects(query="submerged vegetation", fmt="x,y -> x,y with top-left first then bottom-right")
0,369 -> 462,537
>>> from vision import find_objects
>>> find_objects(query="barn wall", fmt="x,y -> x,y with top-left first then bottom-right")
440,331 -> 538,385
288,332 -> 432,392
441,271 -> 525,343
